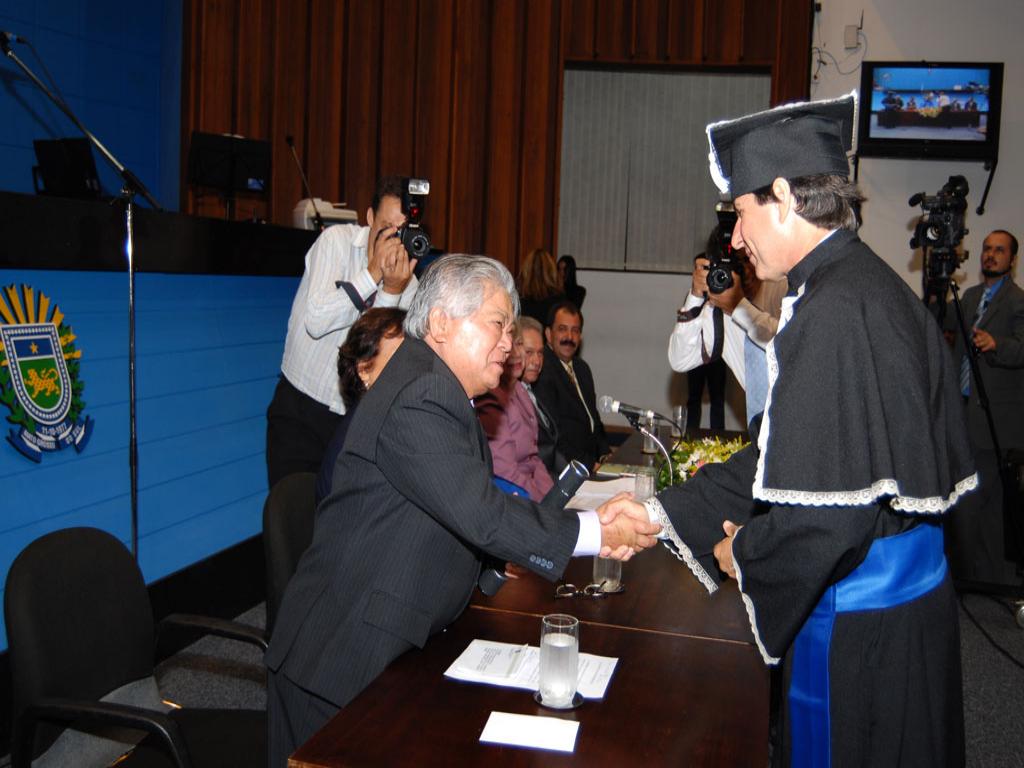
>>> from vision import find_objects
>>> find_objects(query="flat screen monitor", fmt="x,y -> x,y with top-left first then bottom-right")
32,137 -> 104,200
857,61 -> 1003,161
188,132 -> 271,196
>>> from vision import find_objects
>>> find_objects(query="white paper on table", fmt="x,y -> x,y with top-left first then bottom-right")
444,639 -> 617,698
565,476 -> 636,511
479,711 -> 579,752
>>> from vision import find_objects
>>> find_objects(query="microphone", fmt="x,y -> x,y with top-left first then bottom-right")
1,31 -> 25,53
285,134 -> 325,231
597,395 -> 656,422
477,460 -> 591,597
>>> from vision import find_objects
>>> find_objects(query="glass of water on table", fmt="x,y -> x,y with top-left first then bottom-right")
535,614 -> 581,709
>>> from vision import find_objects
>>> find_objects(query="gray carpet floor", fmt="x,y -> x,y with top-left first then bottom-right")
152,597 -> 1024,767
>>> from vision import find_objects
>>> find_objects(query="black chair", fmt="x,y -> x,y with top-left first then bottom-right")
262,472 -> 317,638
4,527 -> 267,768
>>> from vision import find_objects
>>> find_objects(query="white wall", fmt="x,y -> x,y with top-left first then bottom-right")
810,1 -> 1023,293
577,269 -> 747,431
569,1 -> 1023,432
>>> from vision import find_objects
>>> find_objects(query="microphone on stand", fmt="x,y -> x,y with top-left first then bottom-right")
597,395 -> 658,422
1,30 -> 26,48
478,460 -> 591,596
285,134 -> 325,232
598,396 -> 679,485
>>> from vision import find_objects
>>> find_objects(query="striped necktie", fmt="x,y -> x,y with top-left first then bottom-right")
960,287 -> 995,396
565,360 -> 594,431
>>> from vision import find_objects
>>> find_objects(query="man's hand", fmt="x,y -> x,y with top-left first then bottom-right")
713,520 -> 741,579
691,257 -> 710,297
972,328 -> 997,353
369,227 -> 416,294
706,277 -> 744,315
382,248 -> 417,294
596,493 -> 661,560
504,562 -> 527,579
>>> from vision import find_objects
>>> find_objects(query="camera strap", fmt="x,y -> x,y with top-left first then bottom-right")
706,307 -> 725,363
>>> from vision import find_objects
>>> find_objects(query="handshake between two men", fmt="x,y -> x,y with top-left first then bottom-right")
594,492 -> 663,560
598,493 -> 740,579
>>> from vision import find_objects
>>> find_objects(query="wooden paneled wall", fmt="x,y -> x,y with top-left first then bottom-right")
181,0 -> 812,269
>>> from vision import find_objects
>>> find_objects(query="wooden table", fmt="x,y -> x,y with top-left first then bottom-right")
289,429 -> 767,766
289,609 -> 768,768
471,545 -> 754,645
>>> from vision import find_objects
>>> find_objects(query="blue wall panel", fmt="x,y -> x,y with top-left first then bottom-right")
0,0 -> 181,208
0,267 -> 299,649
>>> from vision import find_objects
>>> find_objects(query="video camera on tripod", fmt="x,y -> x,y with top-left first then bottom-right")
909,174 -> 969,309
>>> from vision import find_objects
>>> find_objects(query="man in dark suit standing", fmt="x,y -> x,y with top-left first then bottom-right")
265,256 -> 660,766
533,301 -> 610,471
946,229 -> 1024,584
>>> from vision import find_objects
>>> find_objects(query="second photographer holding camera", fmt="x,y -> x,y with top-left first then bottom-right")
668,222 -> 787,426
266,175 -> 424,488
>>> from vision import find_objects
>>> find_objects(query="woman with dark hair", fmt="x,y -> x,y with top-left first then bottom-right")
475,322 -> 554,501
557,254 -> 586,310
315,307 -> 406,504
517,248 -> 564,325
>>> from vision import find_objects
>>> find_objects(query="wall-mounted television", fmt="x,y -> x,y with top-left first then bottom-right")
857,61 -> 1003,162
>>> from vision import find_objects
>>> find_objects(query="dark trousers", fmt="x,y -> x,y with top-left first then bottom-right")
686,359 -> 726,430
946,448 -> 1021,585
267,667 -> 340,767
266,375 -> 342,490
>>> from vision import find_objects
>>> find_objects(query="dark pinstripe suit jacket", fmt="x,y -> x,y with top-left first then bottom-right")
532,346 -> 609,471
265,337 -> 580,708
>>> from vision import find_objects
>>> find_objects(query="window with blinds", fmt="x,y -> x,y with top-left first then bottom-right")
558,69 -> 770,272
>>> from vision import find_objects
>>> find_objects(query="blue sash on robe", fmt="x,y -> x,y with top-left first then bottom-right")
789,522 -> 947,768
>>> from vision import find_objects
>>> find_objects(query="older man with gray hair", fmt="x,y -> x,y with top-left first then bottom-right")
265,254 -> 660,765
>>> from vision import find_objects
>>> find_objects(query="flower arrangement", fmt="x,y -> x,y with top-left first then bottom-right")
657,435 -> 749,490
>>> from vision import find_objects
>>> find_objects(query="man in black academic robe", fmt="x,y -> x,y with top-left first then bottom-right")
608,93 -> 976,767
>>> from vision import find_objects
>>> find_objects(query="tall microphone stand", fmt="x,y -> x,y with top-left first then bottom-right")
3,35 -> 162,561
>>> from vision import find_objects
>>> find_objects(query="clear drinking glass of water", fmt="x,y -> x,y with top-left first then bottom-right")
537,613 -> 580,708
634,465 -> 657,501
592,555 -> 623,592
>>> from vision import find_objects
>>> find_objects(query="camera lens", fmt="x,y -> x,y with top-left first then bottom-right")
706,266 -> 733,294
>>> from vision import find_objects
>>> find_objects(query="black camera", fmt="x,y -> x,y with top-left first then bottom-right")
909,175 -> 969,257
396,178 -> 431,260
706,202 -> 742,294
910,175 -> 970,317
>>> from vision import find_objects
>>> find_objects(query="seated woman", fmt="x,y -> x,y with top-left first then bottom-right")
557,254 -> 586,310
517,248 -> 564,325
475,323 -> 555,502
315,308 -> 406,505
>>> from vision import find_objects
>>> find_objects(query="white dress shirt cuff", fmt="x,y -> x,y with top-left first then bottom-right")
682,292 -> 704,311
731,297 -> 757,332
573,511 -> 602,556
351,267 -> 380,299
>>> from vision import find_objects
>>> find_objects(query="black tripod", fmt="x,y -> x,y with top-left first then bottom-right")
933,260 -> 1024,626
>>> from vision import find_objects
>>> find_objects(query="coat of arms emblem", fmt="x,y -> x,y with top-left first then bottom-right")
0,284 -> 93,461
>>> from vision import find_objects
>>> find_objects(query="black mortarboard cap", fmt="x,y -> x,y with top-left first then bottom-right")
706,91 -> 858,197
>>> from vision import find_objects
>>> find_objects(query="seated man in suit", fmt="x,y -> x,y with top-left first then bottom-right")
533,301 -> 610,471
518,316 -> 565,478
265,255 -> 660,766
